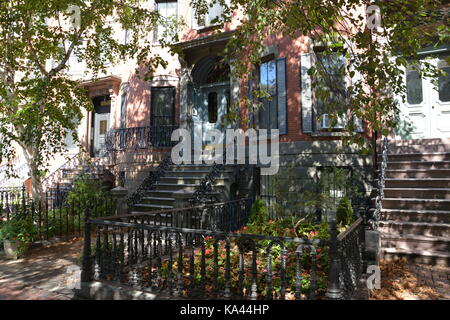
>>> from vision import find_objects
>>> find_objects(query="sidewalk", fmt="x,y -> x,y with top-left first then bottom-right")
370,259 -> 450,300
0,237 -> 84,300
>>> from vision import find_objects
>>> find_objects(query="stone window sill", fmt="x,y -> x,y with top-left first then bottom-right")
310,131 -> 347,137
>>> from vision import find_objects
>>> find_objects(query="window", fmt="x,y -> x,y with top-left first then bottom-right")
151,87 -> 176,126
124,29 -> 131,45
64,128 -> 77,150
154,1 -> 178,43
406,68 -> 423,105
318,166 -> 352,211
192,0 -> 224,29
438,59 -> 450,102
208,92 -> 218,123
258,59 -> 278,129
313,50 -> 348,130
99,120 -> 108,135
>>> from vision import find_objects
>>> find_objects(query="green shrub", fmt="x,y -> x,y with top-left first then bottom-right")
247,198 -> 268,225
0,215 -> 37,257
336,196 -> 354,226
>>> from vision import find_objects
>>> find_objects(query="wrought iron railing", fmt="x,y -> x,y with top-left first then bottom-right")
368,136 -> 389,230
337,217 -> 366,299
41,153 -> 109,194
188,161 -> 225,206
0,162 -> 30,188
106,198 -> 253,232
105,125 -> 178,152
79,202 -> 369,300
0,185 -> 115,241
41,153 -> 86,193
82,212 -> 327,300
127,156 -> 173,208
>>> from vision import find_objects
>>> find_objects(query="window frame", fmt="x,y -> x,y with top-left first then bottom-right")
258,56 -> 279,130
153,0 -> 178,44
311,47 -> 351,132
150,86 -> 176,127
192,0 -> 225,30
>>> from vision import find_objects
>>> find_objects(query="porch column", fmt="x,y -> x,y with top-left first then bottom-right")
109,88 -> 117,129
179,64 -> 190,130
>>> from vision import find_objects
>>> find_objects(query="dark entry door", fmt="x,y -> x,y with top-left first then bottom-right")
151,87 -> 176,147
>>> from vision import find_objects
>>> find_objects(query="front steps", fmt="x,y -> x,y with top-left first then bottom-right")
129,164 -> 236,219
379,138 -> 450,267
45,157 -> 112,201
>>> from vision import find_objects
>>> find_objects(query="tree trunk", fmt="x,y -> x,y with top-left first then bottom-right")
22,144 -> 42,201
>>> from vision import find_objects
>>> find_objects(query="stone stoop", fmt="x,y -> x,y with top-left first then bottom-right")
129,164 -> 237,225
379,139 -> 450,267
45,156 -> 114,201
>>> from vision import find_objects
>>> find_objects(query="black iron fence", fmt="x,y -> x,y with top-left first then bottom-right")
112,198 -> 253,232
80,201 -> 367,300
0,186 -> 116,241
105,125 -> 178,152
83,218 -> 327,300
337,217 -> 366,299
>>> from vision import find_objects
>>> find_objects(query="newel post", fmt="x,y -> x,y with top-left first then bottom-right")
326,219 -> 343,300
81,206 -> 93,282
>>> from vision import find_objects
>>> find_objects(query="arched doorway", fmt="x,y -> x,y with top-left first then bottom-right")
190,56 -> 230,153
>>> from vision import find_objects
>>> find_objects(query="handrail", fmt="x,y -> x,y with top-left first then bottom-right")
370,136 -> 389,230
337,217 -> 363,241
127,156 -> 173,207
41,153 -> 85,192
90,218 -> 327,246
105,125 -> 178,152
0,162 -> 29,187
99,197 -> 252,221
188,161 -> 225,206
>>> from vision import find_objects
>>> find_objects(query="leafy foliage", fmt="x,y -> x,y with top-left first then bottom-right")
187,0 -> 449,152
336,196 -> 354,226
0,215 -> 36,256
0,0 -> 182,197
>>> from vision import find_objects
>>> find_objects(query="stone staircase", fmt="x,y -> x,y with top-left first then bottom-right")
130,163 -> 237,214
379,138 -> 450,267
44,156 -> 113,198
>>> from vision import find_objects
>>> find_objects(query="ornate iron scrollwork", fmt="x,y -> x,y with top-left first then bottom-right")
188,161 -> 224,207
368,136 -> 389,230
127,156 -> 173,208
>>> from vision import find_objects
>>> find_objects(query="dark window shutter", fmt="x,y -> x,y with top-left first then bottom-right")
276,57 -> 287,134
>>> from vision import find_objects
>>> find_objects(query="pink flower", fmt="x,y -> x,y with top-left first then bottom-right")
309,231 -> 318,237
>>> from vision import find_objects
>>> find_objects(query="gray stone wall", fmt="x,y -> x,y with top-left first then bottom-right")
259,140 -> 374,219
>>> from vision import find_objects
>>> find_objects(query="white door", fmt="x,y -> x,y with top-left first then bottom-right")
430,57 -> 450,137
396,55 -> 450,139
94,113 -> 110,157
192,82 -> 229,161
